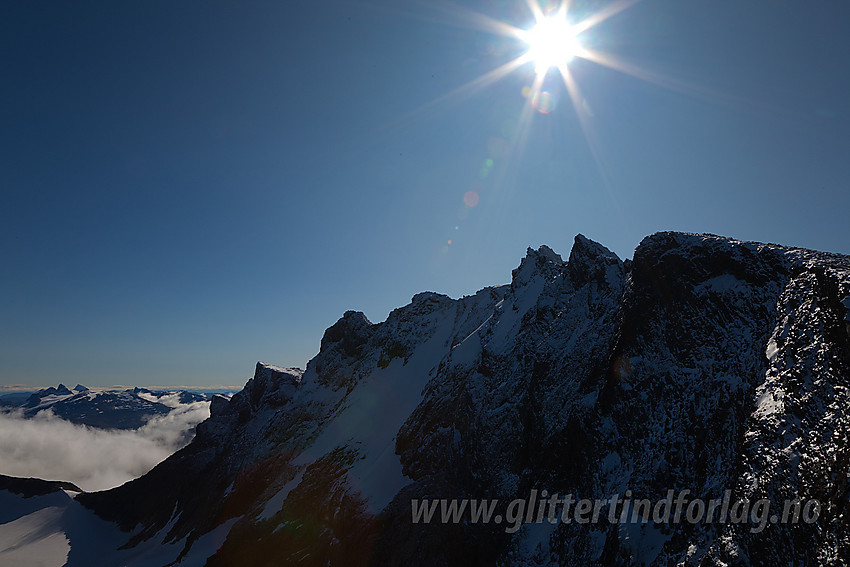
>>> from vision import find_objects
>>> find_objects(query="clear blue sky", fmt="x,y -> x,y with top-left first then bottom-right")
2,0 -> 849,388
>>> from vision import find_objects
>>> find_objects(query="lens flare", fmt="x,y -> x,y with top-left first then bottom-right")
531,90 -> 555,114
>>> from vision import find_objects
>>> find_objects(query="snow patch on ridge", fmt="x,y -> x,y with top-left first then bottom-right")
765,338 -> 779,361
0,504 -> 69,567
295,307 -> 461,513
259,468 -> 305,521
697,274 -> 746,295
174,516 -> 241,567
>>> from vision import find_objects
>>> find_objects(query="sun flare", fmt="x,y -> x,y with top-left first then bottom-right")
521,11 -> 583,75
400,0 -> 647,164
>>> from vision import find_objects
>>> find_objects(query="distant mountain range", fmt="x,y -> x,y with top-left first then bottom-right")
1,384 -> 215,429
2,232 -> 850,566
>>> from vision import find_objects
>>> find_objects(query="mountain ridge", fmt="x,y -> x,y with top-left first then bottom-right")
31,231 -> 850,565
1,384 -> 212,430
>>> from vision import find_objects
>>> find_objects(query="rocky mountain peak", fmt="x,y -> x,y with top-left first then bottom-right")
510,244 -> 565,291
566,233 -> 623,287
245,362 -> 302,410
319,310 -> 373,356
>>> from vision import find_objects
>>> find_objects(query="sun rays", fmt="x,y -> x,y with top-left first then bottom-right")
362,0 -> 713,254
396,0 -> 648,164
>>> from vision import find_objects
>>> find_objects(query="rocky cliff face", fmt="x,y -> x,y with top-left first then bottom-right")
78,232 -> 850,566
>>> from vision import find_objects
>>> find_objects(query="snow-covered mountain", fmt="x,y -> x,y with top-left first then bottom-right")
3,231 -> 850,566
2,385 -> 212,430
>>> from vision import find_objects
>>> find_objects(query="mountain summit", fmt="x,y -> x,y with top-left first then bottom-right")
36,232 -> 850,565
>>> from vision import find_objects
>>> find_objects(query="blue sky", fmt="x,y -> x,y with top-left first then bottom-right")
2,0 -> 849,388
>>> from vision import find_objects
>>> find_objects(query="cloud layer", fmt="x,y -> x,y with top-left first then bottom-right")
0,402 -> 210,492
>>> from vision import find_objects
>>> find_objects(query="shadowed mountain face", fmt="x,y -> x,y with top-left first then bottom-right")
0,474 -> 83,498
75,232 -> 850,566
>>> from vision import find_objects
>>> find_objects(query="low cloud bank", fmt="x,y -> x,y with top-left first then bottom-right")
0,402 -> 210,492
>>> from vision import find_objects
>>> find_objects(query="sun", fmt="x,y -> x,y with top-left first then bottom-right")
521,11 -> 583,75
401,0 -> 647,130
